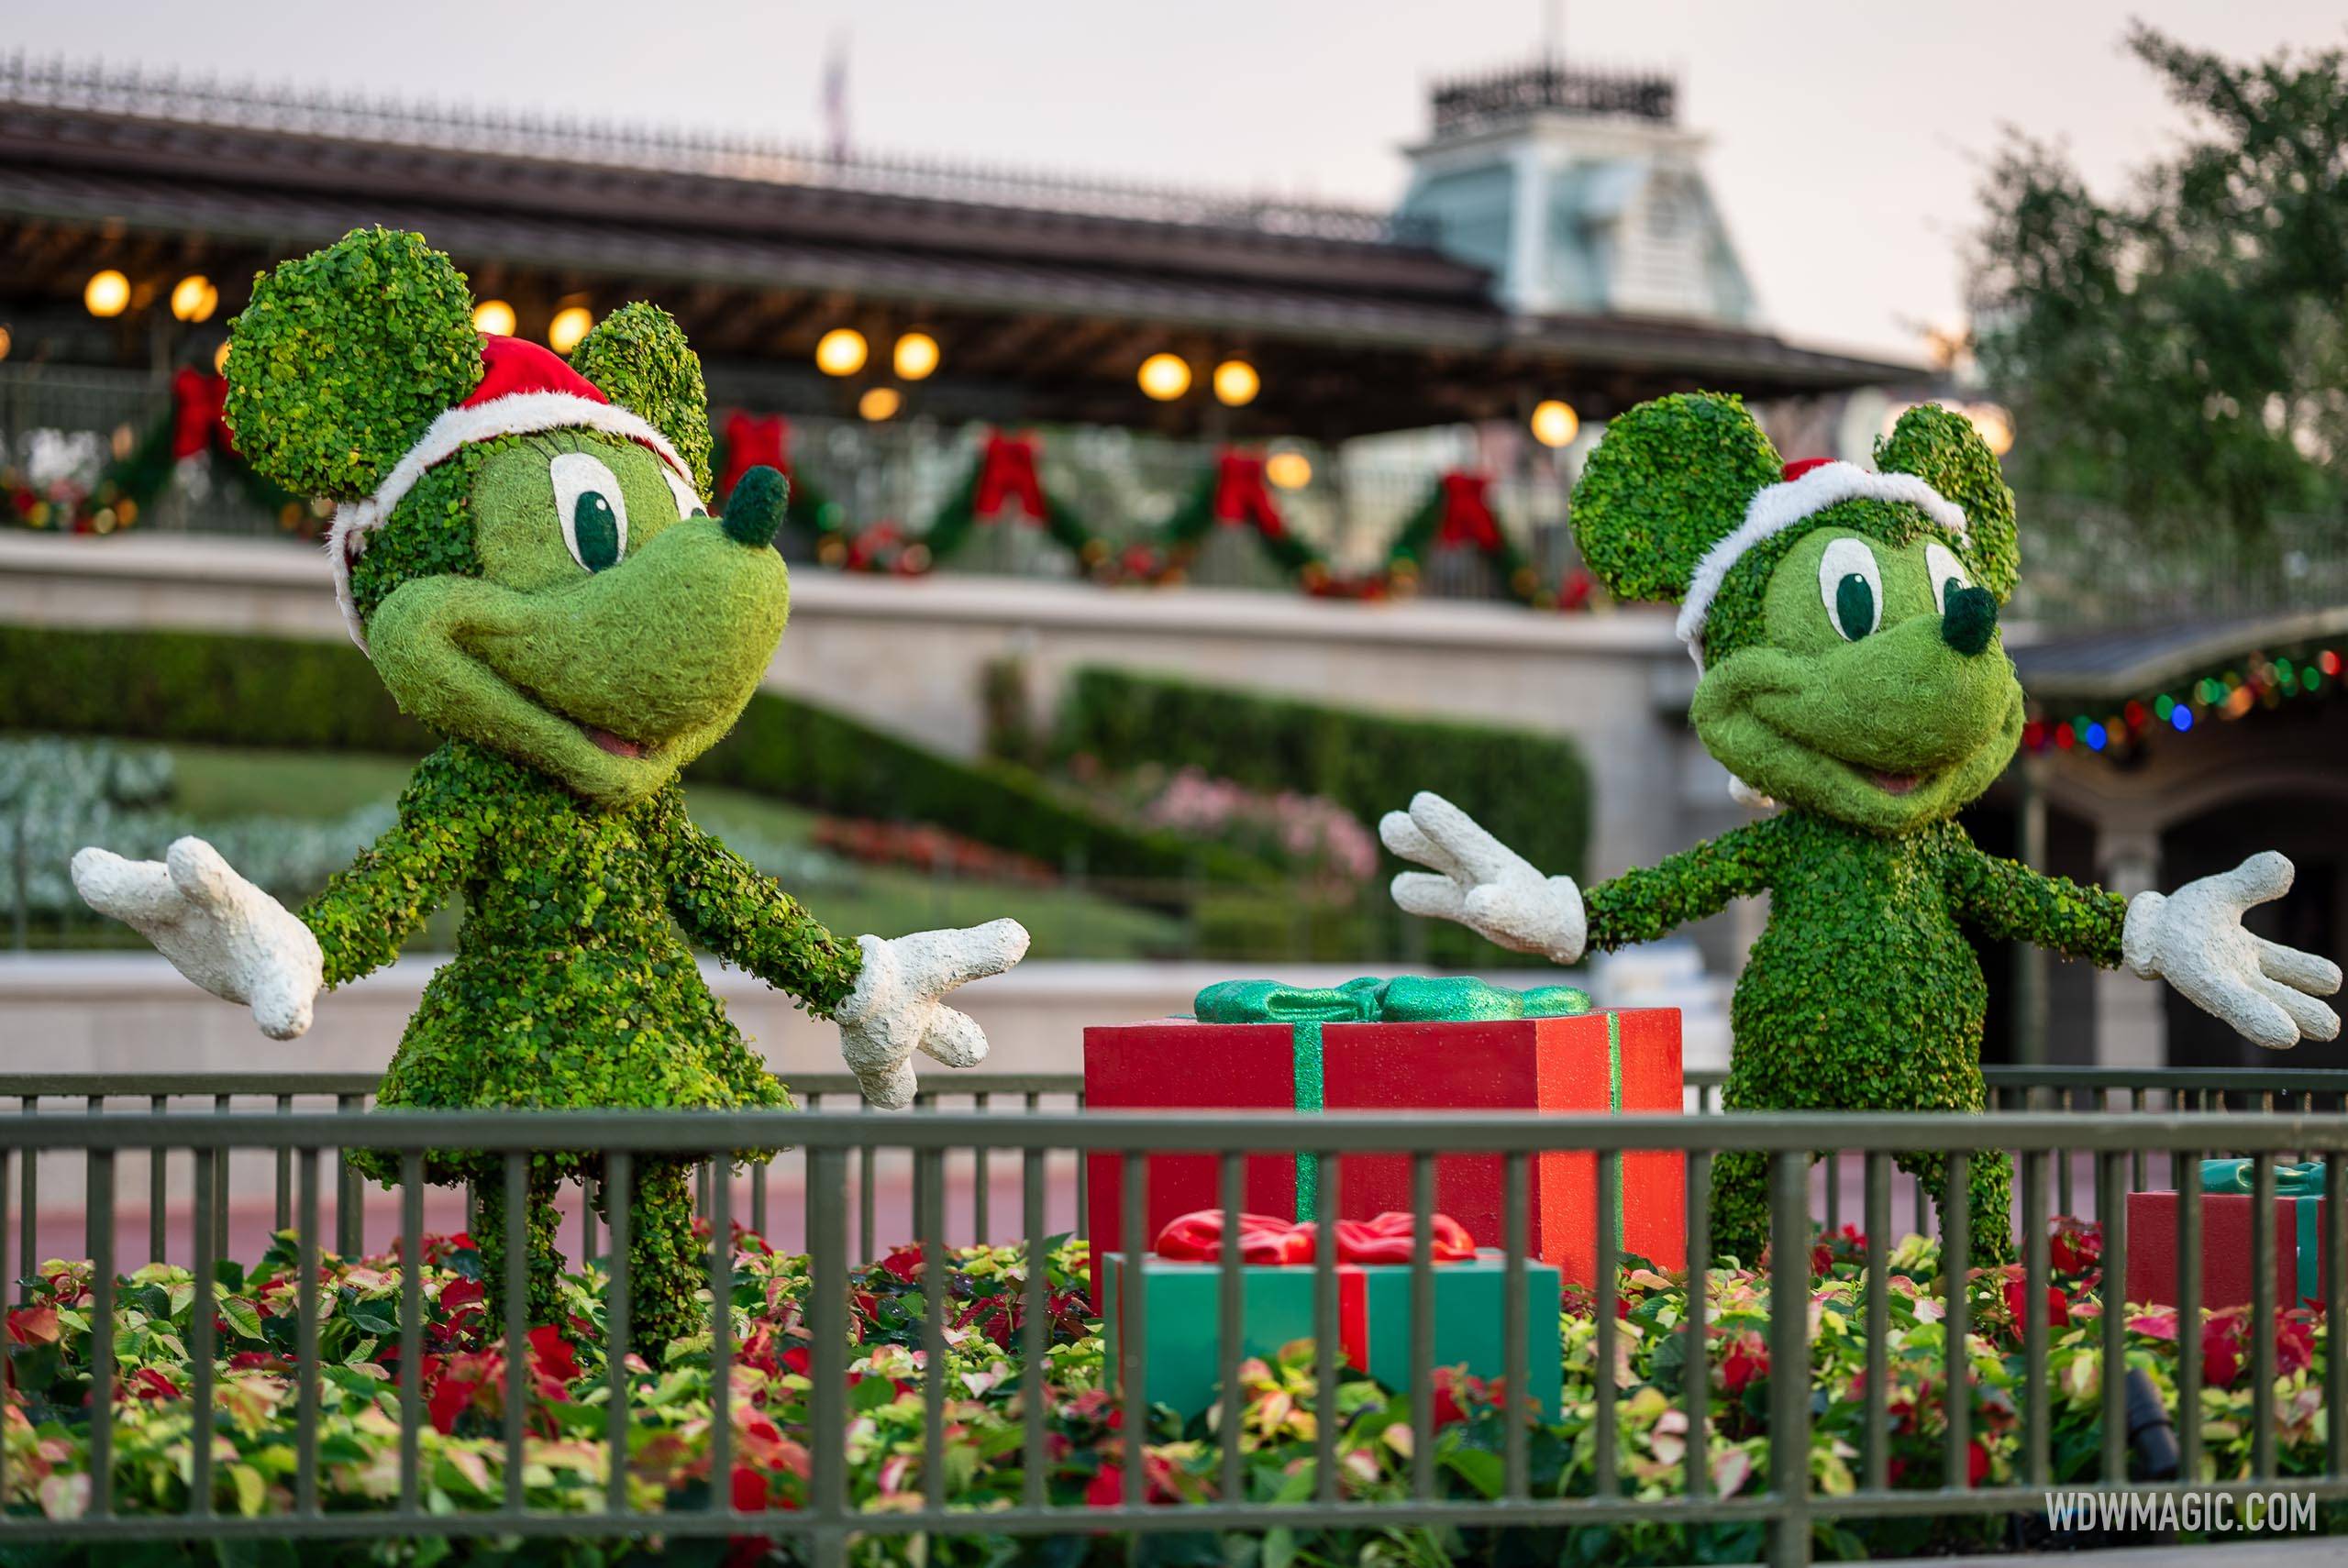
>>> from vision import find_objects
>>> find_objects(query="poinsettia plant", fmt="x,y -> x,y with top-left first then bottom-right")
0,1217 -> 2333,1564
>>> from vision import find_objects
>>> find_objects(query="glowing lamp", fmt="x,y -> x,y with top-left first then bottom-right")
815,328 -> 869,377
1530,399 -> 1579,448
548,305 -> 594,356
892,332 -> 939,381
170,274 -> 218,324
1266,450 -> 1312,490
1967,403 -> 2015,457
84,270 -> 131,318
1137,353 -> 1191,402
858,386 -> 903,422
212,340 -> 230,375
1212,359 -> 1259,407
472,299 -> 517,337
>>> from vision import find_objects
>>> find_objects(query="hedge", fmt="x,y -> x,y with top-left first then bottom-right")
0,624 -> 1265,892
1058,667 -> 1591,884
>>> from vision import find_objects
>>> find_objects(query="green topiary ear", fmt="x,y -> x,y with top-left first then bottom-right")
569,303 -> 713,500
224,228 -> 483,500
1875,403 -> 2020,602
1572,392 -> 1784,603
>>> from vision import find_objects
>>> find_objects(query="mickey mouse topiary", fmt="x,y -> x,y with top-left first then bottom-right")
1385,392 -> 2342,1264
72,228 -> 1028,1344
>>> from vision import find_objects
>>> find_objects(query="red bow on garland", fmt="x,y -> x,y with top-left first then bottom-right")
1209,450 -> 1286,537
170,368 -> 234,460
973,431 -> 1048,524
1153,1209 -> 1477,1265
1434,471 -> 1502,552
719,411 -> 791,500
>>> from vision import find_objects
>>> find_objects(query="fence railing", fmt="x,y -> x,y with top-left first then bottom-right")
5,1070 -> 2348,1559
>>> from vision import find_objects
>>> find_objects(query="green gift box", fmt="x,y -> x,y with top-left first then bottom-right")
1101,1248 -> 1561,1421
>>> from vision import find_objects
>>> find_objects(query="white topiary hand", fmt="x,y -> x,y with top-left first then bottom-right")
1380,791 -> 1587,966
837,919 -> 1030,1109
2123,852 -> 2342,1050
70,836 -> 324,1039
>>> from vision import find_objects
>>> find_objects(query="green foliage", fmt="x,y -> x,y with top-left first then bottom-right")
1583,813 -> 2125,1261
569,302 -> 714,499
348,441 -> 491,626
224,227 -> 484,499
1570,392 -> 1782,610
1058,667 -> 1589,885
1971,24 -> 2348,534
314,743 -> 829,1139
0,623 -> 1249,893
3,1221 -> 2331,1561
1875,403 -> 2021,602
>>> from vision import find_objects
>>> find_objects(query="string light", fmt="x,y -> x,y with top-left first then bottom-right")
1212,359 -> 1259,407
472,299 -> 517,337
858,386 -> 902,422
212,340 -> 230,375
815,328 -> 868,377
892,332 -> 939,381
84,270 -> 130,318
1265,450 -> 1312,490
548,305 -> 594,356
1137,353 -> 1191,402
1530,400 -> 1579,447
2021,644 -> 2341,759
170,274 -> 218,324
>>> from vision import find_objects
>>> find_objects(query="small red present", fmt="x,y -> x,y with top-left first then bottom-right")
1083,975 -> 1683,1297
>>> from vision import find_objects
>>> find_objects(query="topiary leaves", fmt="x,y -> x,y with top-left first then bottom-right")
1875,403 -> 2020,602
224,228 -> 484,500
1572,392 -> 1783,605
570,303 -> 713,500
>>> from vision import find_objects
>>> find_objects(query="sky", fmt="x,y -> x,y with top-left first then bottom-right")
9,1 -> 2342,359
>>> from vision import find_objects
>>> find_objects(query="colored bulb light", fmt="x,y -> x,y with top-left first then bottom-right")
2154,694 -> 2175,720
2171,706 -> 2194,733
2085,723 -> 2108,751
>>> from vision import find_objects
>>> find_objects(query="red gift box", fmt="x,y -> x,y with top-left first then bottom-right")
1083,1006 -> 1683,1297
2125,1190 -> 2328,1313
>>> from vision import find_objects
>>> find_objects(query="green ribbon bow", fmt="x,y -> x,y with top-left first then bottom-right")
2200,1158 -> 2327,1198
1194,976 -> 1594,1218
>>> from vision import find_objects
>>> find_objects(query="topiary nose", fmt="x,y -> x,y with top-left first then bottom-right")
1942,585 -> 1998,657
719,466 -> 789,547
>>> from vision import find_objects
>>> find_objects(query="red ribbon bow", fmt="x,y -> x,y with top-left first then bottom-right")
170,368 -> 232,460
1434,471 -> 1501,552
973,431 -> 1048,523
1209,450 -> 1287,537
719,411 -> 792,500
1153,1209 -> 1476,1264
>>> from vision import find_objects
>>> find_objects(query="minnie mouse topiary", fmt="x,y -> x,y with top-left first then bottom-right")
70,228 -> 1026,1343
1385,392 -> 2342,1264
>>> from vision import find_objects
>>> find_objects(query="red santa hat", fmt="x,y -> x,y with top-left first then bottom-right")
327,335 -> 699,654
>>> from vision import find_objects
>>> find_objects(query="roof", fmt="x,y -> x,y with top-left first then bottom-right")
2009,606 -> 2348,701
0,59 -> 1923,436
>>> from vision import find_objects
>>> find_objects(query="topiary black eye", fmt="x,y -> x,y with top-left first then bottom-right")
1834,574 -> 1876,640
572,491 -> 620,571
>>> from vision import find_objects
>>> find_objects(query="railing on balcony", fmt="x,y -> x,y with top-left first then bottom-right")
2,1070 -> 2345,1559
10,363 -> 2346,624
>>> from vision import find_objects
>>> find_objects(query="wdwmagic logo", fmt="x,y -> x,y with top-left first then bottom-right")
2043,1489 -> 2317,1535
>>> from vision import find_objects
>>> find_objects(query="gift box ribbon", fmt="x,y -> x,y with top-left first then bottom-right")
1193,975 -> 1595,1218
1153,1208 -> 1478,1264
2199,1159 -> 2327,1305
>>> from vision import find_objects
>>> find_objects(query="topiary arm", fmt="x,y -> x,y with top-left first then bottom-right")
1582,819 -> 1783,952
1938,830 -> 2126,965
299,748 -> 487,988
647,791 -> 864,1016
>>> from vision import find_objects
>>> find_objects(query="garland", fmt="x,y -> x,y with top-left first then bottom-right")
4,369 -> 305,536
710,411 -> 847,555
922,431 -> 1116,580
1384,471 -> 1548,607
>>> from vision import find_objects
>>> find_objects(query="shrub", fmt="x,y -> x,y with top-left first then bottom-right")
0,624 -> 1269,895
1058,668 -> 1591,883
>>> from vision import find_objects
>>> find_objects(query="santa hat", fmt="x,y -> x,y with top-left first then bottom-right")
327,335 -> 697,655
1673,457 -> 1971,669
